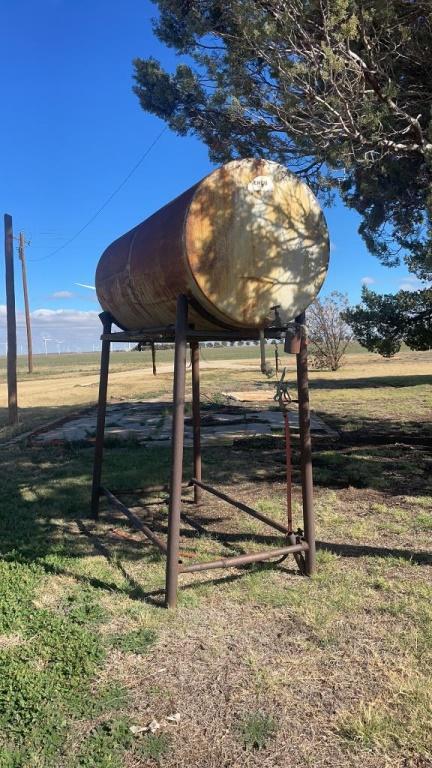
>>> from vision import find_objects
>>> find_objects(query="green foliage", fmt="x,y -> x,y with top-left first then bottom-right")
133,0 -> 432,278
239,711 -> 276,750
344,286 -> 432,357
0,564 -> 105,765
137,732 -> 170,762
74,720 -> 170,766
62,588 -> 107,625
90,682 -> 130,715
109,627 -> 157,654
73,718 -> 133,767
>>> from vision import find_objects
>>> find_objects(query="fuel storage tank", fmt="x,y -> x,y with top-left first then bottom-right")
95,158 -> 329,331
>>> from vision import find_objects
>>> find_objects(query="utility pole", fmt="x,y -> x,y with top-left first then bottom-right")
17,232 -> 33,373
4,214 -> 18,424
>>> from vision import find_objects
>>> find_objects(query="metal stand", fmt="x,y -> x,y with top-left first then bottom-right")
91,312 -> 112,519
296,312 -> 315,575
165,295 -> 188,607
90,297 -> 316,607
191,340 -> 202,505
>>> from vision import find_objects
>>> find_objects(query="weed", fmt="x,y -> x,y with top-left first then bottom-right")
136,732 -> 170,763
91,682 -> 130,715
109,627 -> 157,654
73,718 -> 133,767
239,711 -> 276,750
62,588 -> 107,625
337,703 -> 393,750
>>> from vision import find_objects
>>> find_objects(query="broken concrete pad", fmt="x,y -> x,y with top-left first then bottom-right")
29,398 -> 337,447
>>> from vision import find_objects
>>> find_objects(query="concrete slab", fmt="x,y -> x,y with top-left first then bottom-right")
29,399 -> 337,447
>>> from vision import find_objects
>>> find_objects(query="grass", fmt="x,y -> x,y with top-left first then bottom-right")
137,733 -> 171,763
0,348 -> 431,766
239,712 -> 277,750
109,627 -> 157,654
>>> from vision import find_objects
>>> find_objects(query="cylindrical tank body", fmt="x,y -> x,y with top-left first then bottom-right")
96,158 -> 329,331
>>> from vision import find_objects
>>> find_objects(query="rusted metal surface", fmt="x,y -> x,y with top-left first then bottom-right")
274,343 -> 279,373
191,478 -> 290,535
100,486 -> 167,554
284,322 -> 303,354
96,159 -> 329,332
284,411 -> 293,533
259,329 -> 267,373
91,312 -> 112,518
165,296 -> 188,608
151,342 -> 157,376
296,312 -> 316,575
100,326 -> 285,343
288,531 -> 307,574
191,342 -> 202,505
178,542 -> 309,574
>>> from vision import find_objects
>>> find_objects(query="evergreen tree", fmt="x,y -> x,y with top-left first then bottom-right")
343,286 -> 432,356
133,1 -> 432,351
133,0 -> 432,278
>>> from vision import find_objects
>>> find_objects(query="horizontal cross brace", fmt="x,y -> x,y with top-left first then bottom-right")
178,542 -> 308,573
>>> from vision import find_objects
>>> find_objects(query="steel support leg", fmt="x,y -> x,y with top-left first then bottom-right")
296,312 -> 316,576
259,328 -> 267,374
165,295 -> 188,608
191,341 -> 202,505
91,312 -> 112,519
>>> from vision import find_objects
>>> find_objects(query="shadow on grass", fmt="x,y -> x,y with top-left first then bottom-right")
1,395 -> 430,608
308,374 -> 432,390
317,540 -> 432,566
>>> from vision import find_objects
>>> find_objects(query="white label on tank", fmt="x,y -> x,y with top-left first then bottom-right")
248,175 -> 273,194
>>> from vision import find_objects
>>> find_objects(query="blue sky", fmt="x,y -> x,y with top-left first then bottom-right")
0,0 -> 421,353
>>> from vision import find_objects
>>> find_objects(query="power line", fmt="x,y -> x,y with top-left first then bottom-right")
29,126 -> 167,263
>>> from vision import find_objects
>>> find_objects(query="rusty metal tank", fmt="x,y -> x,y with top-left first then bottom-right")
95,158 -> 329,331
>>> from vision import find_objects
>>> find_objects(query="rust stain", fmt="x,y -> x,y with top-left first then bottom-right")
95,159 -> 329,331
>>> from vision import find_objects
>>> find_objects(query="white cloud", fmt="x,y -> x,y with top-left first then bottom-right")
31,308 -> 99,324
399,282 -> 416,291
397,276 -> 426,292
361,276 -> 375,285
0,306 -> 104,353
50,290 -> 74,299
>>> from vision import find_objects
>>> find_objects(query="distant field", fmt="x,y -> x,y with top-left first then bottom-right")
0,340 -> 371,383
1,343 -> 431,442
